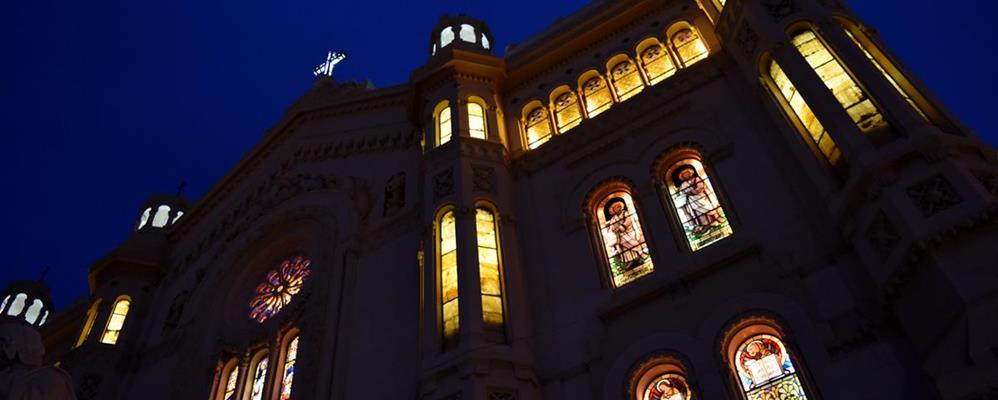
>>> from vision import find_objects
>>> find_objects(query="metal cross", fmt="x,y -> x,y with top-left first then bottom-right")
313,50 -> 347,77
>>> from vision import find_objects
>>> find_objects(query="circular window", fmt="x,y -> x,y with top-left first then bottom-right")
249,256 -> 312,323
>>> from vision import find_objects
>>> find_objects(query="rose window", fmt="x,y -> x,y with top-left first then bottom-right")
249,256 -> 312,323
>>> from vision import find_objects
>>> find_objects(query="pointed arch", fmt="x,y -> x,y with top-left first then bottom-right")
475,201 -> 505,338
436,205 -> 460,348
24,299 -> 44,324
578,71 -> 614,119
588,182 -> 655,288
636,37 -> 677,85
75,299 -> 101,348
668,22 -> 708,67
100,295 -> 131,345
137,207 -> 152,230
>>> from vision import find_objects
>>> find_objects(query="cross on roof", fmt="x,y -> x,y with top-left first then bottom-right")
313,50 -> 347,78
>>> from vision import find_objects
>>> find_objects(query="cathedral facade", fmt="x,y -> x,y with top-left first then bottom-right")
15,0 -> 998,398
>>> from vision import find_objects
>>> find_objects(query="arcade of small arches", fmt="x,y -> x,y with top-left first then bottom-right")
213,329 -> 301,400
0,292 -> 49,327
136,204 -> 184,230
432,22 -> 491,56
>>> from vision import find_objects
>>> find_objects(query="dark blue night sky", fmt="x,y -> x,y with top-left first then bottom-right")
3,0 -> 997,310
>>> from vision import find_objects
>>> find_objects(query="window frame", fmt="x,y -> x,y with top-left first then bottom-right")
654,148 -> 737,253
74,298 -> 102,348
635,37 -> 679,86
435,205 -> 460,349
628,353 -> 698,400
474,201 -> 508,342
99,295 -> 132,345
522,101 -> 554,150
467,96 -> 489,140
667,22 -> 709,68
585,181 -> 658,290
578,71 -> 615,119
434,100 -> 453,147
244,349 -> 270,400
721,316 -> 817,400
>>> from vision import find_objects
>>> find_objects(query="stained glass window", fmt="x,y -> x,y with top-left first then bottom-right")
582,76 -> 613,118
250,356 -> 268,400
249,256 -> 312,323
595,191 -> 654,287
222,365 -> 239,400
791,30 -> 887,133
438,104 -> 453,146
640,44 -> 677,85
769,59 -> 842,166
553,92 -> 583,133
611,60 -> 644,102
280,336 -> 299,400
468,101 -> 487,139
75,300 -> 101,348
842,28 -> 928,121
439,210 -> 460,343
643,373 -> 693,400
666,159 -> 733,251
671,29 -> 708,67
100,297 -> 130,345
476,208 -> 503,328
733,335 -> 808,400
525,107 -> 553,149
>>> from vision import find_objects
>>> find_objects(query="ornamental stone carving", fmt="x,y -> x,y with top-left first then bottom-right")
434,168 -> 455,199
866,211 -> 900,261
383,172 -> 407,216
472,165 -> 496,193
905,175 -> 962,216
763,0 -> 797,21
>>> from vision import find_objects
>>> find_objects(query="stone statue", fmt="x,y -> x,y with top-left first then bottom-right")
0,319 -> 76,399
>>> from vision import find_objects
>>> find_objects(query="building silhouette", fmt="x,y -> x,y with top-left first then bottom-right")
26,0 -> 998,399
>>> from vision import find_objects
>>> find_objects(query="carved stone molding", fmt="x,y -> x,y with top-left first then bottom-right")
763,0 -> 797,21
737,24 -> 759,56
383,172 -> 407,216
865,211 -> 900,261
434,167 -> 455,200
472,165 -> 497,193
905,175 -> 962,217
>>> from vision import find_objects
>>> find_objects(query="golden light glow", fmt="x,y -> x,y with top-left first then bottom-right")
553,92 -> 583,133
222,365 -> 239,400
74,300 -> 101,348
713,0 -> 726,10
843,28 -> 928,121
792,30 -> 887,133
439,210 -> 459,340
672,29 -> 708,67
100,298 -> 130,345
525,107 -> 553,149
475,208 -> 503,327
640,44 -> 677,85
770,60 -> 842,165
437,104 -> 453,146
610,60 -> 645,102
582,76 -> 613,118
468,100 -> 487,139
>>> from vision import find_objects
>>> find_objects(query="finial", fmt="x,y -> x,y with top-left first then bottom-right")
38,266 -> 50,283
313,50 -> 347,78
176,181 -> 187,197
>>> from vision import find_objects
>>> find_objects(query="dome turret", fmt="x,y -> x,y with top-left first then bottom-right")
0,280 -> 54,328
428,15 -> 495,58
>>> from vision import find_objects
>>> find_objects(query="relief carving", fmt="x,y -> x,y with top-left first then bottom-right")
472,165 -> 496,193
737,24 -> 759,56
905,175 -> 962,216
763,0 -> 797,21
434,168 -> 455,200
866,211 -> 900,261
383,172 -> 406,216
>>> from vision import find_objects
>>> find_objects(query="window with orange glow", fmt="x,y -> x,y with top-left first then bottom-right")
99,297 -> 130,345
582,76 -> 613,118
768,60 -> 841,166
842,28 -> 928,121
594,191 -> 654,287
554,92 -> 583,133
640,44 -> 677,85
468,101 -> 487,139
475,208 -> 503,329
671,29 -> 708,67
610,60 -> 645,101
439,210 -> 459,344
525,107 -> 553,149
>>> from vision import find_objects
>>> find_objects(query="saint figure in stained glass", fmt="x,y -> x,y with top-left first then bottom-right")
667,160 -> 733,251
280,336 -> 299,400
595,191 -> 653,287
643,373 -> 693,400
733,334 -> 808,400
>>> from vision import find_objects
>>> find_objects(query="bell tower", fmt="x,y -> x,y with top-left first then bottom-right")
710,0 -> 998,397
412,15 -> 540,400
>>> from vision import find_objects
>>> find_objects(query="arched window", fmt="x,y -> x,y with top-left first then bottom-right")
467,98 -> 488,140
435,101 -> 453,147
552,90 -> 583,133
791,29 -> 886,133
24,299 -> 44,325
638,41 -> 677,85
581,74 -> 613,118
441,27 -> 454,48
841,26 -> 928,121
438,209 -> 460,346
524,106 -> 553,149
482,35 -> 491,49
671,27 -> 708,67
730,334 -> 809,399
152,205 -> 171,228
0,295 -> 9,314
218,359 -> 240,400
173,211 -> 184,224
8,293 -> 27,316
767,59 -> 841,166
100,297 -> 131,345
459,24 -> 476,43
279,335 -> 300,400
137,207 -> 152,230
609,58 -> 645,102
75,299 -> 101,348
664,158 -> 733,251
592,188 -> 654,287
249,353 -> 269,400
475,206 -> 504,332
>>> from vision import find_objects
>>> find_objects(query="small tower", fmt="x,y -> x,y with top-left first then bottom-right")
0,279 -> 54,328
428,15 -> 495,59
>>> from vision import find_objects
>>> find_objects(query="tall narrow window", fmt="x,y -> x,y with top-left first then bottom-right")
467,100 -> 488,139
553,91 -> 583,133
610,59 -> 645,101
581,75 -> 613,118
712,0 -> 726,11
441,27 -> 454,48
842,28 -> 928,120
791,29 -> 887,133
100,297 -> 130,345
436,102 -> 453,146
671,28 -> 708,67
250,355 -> 269,400
666,159 -> 733,251
7,293 -> 26,316
475,207 -> 504,330
24,300 -> 43,325
732,334 -> 809,399
639,44 -> 677,85
439,210 -> 460,345
75,300 -> 101,348
0,295 -> 9,314
631,356 -> 696,400
222,363 -> 239,400
137,207 -> 152,230
152,205 -> 171,227
768,59 -> 842,165
524,107 -> 553,149
280,335 -> 299,400
594,190 -> 654,287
